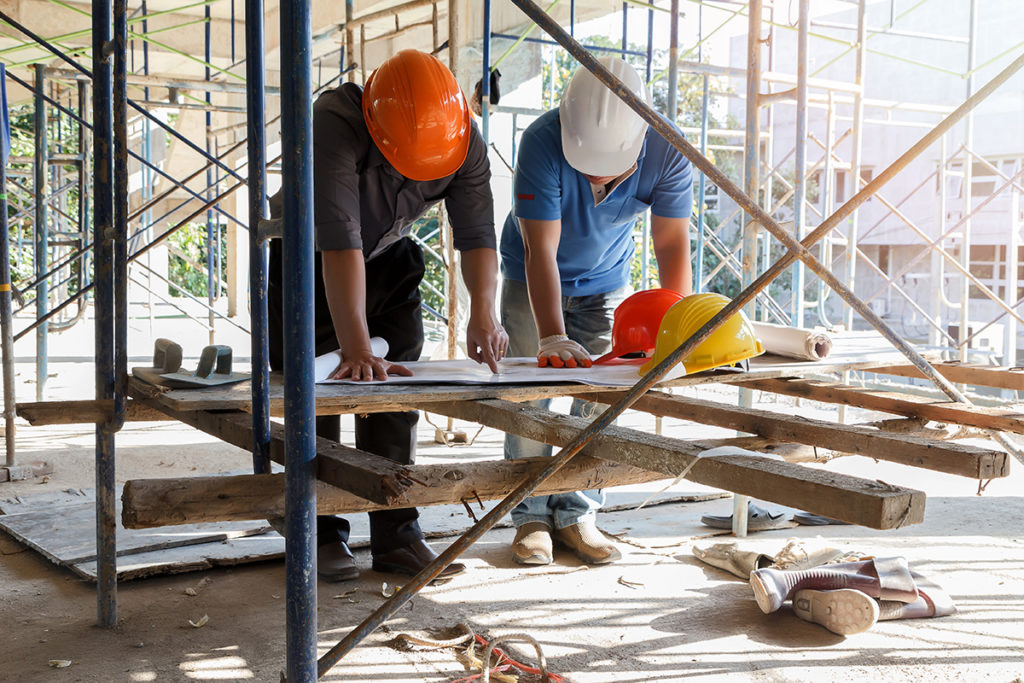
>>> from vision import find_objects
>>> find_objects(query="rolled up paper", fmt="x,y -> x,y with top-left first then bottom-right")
751,322 -> 832,361
314,336 -> 390,381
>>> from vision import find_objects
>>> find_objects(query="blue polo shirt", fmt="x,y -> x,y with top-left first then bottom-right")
500,109 -> 693,297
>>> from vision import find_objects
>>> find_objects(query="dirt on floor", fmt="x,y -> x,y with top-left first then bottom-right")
2,359 -> 1024,681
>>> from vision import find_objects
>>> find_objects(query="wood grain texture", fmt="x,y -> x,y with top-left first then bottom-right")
576,390 -> 1008,480
420,399 -> 925,530
132,396 -> 415,506
17,399 -> 171,425
147,333 -> 936,413
121,456 -> 666,528
863,362 -> 1024,392
738,377 -> 1024,434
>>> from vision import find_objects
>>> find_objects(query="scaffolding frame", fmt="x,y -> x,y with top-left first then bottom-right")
0,0 -> 1022,679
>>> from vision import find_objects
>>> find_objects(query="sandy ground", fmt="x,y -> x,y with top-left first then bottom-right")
2,312 -> 1024,681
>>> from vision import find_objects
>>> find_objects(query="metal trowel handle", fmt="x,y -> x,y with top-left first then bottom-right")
153,338 -> 183,373
196,345 -> 233,378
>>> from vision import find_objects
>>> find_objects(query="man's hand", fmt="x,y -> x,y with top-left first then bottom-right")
466,314 -> 509,374
537,334 -> 592,369
331,348 -> 413,382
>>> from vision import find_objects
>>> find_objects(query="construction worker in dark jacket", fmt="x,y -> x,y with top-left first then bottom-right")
268,49 -> 507,582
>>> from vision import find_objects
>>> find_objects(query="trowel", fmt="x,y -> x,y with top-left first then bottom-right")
131,338 -> 184,387
159,344 -> 250,388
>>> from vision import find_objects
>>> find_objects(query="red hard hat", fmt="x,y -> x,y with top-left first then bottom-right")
362,49 -> 472,181
594,288 -> 685,364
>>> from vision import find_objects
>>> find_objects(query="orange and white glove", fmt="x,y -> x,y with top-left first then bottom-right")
537,334 -> 593,369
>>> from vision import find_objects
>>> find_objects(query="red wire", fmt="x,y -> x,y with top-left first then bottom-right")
448,635 -> 565,683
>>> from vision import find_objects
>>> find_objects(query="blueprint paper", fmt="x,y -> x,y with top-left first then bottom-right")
315,356 -> 686,387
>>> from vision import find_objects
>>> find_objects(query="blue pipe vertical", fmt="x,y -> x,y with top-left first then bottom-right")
570,0 -> 575,38
696,3 -> 708,292
620,2 -> 628,59
245,0 -> 270,476
791,0 -> 808,327
1,151 -> 17,468
482,0 -> 491,143
645,0 -> 653,84
113,0 -> 127,434
205,3 -> 215,342
112,0 -> 128,429
742,0 -> 762,313
667,0 -> 678,122
696,74 -> 708,292
280,0 -> 318,678
79,82 -> 91,298
92,0 -> 117,629
33,64 -> 48,402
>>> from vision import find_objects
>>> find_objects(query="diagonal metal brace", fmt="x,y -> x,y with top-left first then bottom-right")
315,2 -> 1024,674
509,0 -> 1024,409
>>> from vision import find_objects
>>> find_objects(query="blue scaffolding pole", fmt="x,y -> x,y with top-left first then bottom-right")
32,64 -> 48,401
245,0 -> 270,476
279,0 -> 318,678
91,0 -> 117,629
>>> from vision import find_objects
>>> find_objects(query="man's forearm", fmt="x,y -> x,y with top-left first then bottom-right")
524,253 -> 565,338
321,249 -> 372,354
652,216 -> 693,295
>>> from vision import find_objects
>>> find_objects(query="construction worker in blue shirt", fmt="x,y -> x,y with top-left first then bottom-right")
499,56 -> 694,566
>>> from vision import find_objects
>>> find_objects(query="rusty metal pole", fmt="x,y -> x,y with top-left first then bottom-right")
316,1 -> 1024,669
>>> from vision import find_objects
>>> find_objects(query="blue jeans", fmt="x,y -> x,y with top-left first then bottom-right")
500,278 -> 630,530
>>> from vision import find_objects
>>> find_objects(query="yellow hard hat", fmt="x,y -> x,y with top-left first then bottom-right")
639,293 -> 765,376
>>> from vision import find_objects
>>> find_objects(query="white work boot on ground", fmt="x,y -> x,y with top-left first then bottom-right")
792,588 -> 880,635
511,521 -> 553,565
554,518 -> 622,565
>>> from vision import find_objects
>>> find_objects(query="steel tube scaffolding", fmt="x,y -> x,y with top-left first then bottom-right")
1,0 -> 1022,675
245,0 -> 270,477
32,64 -> 48,401
90,0 -> 117,629
0,150 -> 15,468
278,0 -> 318,678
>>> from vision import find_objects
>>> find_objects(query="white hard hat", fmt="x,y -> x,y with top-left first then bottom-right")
559,56 -> 649,177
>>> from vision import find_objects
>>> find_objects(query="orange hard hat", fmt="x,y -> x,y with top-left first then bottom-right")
362,49 -> 472,181
594,288 -> 685,364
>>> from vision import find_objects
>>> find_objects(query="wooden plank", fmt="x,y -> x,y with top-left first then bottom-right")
695,418 -> 953,464
147,333 -> 939,414
17,399 -> 171,425
134,395 -> 416,506
121,456 -> 666,528
863,362 -> 1024,391
738,377 -> 1024,434
70,534 -> 285,582
420,399 -> 925,530
577,390 -> 1007,480
0,499 -> 271,565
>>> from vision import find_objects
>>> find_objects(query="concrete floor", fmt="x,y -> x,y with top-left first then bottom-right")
2,318 -> 1024,681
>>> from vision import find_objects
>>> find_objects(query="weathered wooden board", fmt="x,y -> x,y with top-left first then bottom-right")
0,497 -> 272,566
420,399 -> 926,530
737,377 -> 1024,434
135,398 -> 415,506
17,399 -> 171,426
122,455 -> 670,528
70,533 -> 284,581
863,362 -> 1024,392
144,333 -> 936,415
576,390 -> 1009,480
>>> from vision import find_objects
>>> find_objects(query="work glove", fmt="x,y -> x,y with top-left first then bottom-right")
537,334 -> 593,369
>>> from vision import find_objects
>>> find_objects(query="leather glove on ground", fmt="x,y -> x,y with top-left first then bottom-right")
537,334 -> 593,369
